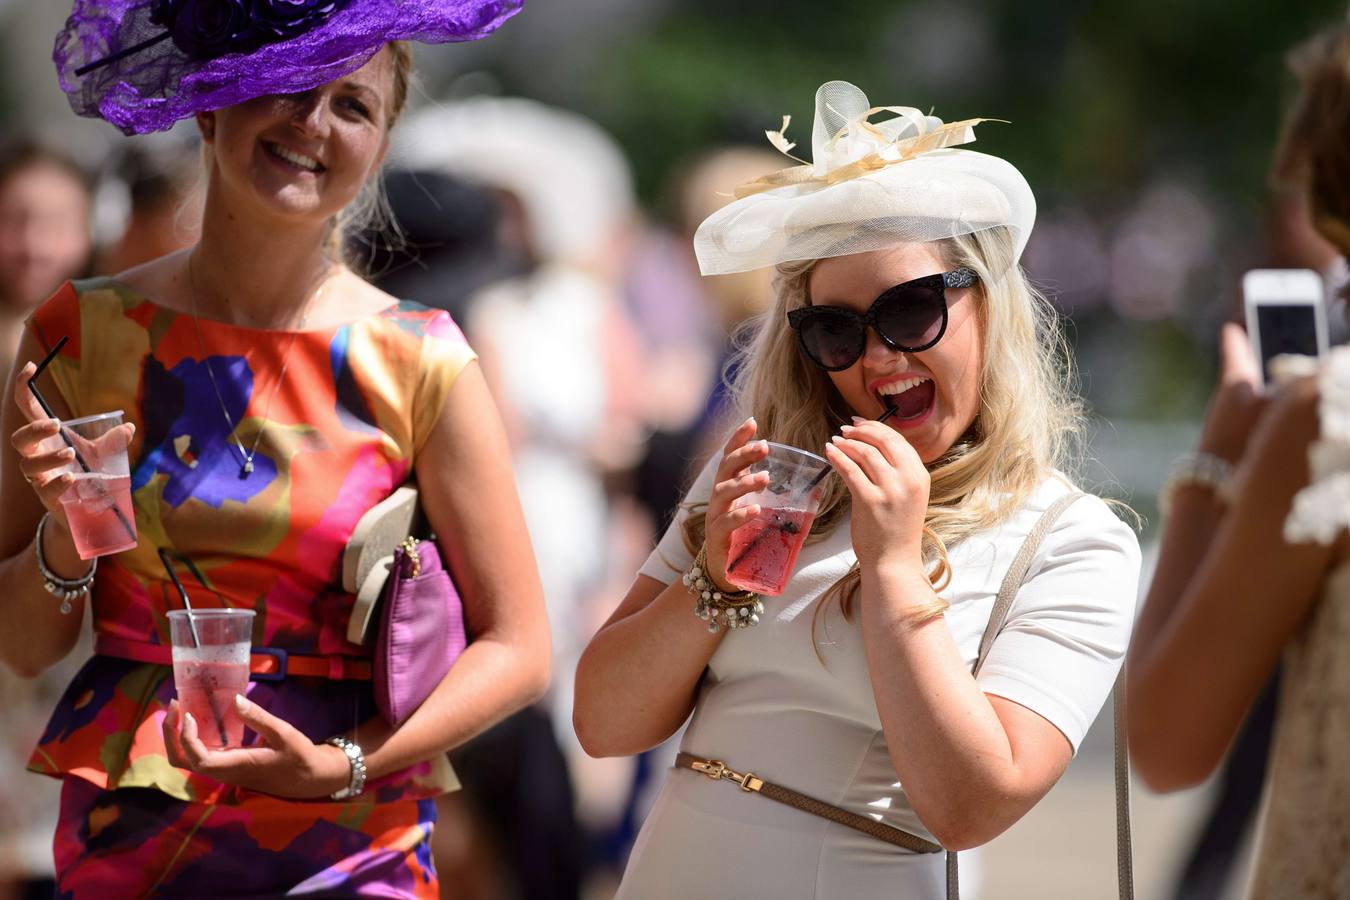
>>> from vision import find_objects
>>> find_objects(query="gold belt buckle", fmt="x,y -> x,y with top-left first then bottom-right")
691,757 -> 762,792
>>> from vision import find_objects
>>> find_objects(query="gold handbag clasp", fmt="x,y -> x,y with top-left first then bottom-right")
399,537 -> 422,578
690,757 -> 763,792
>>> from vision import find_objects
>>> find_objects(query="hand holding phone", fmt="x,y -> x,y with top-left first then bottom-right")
1243,268 -> 1328,390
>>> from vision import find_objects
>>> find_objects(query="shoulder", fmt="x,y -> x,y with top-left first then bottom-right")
1018,474 -> 1142,571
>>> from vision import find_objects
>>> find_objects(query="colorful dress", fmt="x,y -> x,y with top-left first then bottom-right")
25,277 -> 476,897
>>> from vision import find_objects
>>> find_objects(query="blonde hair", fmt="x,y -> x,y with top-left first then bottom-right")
681,227 -> 1084,632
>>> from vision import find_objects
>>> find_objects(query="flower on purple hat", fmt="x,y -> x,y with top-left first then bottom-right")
252,0 -> 346,41
148,0 -> 348,61
151,0 -> 251,59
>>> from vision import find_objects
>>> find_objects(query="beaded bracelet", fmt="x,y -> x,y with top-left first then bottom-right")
35,512 -> 96,614
683,545 -> 764,633
1159,451 -> 1234,516
326,735 -> 367,800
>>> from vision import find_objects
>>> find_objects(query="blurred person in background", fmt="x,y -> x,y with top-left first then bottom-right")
0,141 -> 92,381
576,82 -> 1141,899
0,139 -> 92,900
96,139 -> 202,274
1164,177 -> 1350,900
398,97 -> 646,898
353,167 -> 529,325
627,147 -> 783,536
358,164 -> 566,899
2,3 -> 548,895
1128,19 -> 1350,897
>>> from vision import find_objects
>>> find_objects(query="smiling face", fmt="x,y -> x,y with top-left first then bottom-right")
199,47 -> 395,226
808,242 -> 984,463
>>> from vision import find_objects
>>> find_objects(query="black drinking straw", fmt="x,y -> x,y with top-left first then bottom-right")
729,401 -> 900,574
28,337 -> 138,543
158,548 -> 231,742
804,400 -> 899,491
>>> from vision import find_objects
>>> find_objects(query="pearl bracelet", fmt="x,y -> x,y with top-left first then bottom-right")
326,735 -> 367,800
1159,452 -> 1234,516
683,545 -> 763,633
35,512 -> 96,614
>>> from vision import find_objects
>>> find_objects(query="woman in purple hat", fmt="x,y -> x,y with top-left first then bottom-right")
0,2 -> 549,896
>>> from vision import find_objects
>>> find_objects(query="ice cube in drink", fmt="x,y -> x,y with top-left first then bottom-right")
725,507 -> 817,596
172,643 -> 250,749
60,472 -> 136,559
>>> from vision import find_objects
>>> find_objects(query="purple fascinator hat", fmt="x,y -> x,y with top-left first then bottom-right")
55,0 -> 523,135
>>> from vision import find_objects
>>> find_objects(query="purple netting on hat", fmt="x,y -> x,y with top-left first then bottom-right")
54,0 -> 523,135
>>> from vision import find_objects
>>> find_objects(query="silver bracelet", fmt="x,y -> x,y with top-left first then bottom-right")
326,735 -> 367,800
35,512 -> 96,614
1159,452 -> 1234,516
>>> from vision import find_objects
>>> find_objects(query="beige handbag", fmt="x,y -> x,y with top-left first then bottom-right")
341,484 -> 422,645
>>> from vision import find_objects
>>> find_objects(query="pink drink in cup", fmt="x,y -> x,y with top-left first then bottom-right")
50,410 -> 137,559
168,609 -> 254,749
724,442 -> 831,596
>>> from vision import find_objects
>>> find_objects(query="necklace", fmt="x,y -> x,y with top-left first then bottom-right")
186,252 -> 332,479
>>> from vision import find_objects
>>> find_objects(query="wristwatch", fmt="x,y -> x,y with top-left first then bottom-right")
326,736 -> 367,800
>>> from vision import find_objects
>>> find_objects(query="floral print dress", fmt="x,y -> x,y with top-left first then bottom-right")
24,278 -> 474,897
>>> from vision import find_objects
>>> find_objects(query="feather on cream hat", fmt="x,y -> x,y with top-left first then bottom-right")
693,80 -> 1036,275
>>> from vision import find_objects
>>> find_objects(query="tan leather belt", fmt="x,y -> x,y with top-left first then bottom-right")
674,751 -> 943,855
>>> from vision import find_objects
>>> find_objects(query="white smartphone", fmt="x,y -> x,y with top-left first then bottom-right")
1243,268 -> 1328,389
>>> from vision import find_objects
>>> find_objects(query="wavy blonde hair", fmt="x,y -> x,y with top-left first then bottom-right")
681,226 -> 1084,630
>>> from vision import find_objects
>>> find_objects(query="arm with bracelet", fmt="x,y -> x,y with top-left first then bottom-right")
0,329 -> 128,677
1128,323 -> 1337,789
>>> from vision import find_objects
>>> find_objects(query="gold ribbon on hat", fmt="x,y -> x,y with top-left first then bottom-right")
733,106 -> 1004,199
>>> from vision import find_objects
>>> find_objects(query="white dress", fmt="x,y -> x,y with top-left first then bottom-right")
1245,347 -> 1350,899
617,463 -> 1140,900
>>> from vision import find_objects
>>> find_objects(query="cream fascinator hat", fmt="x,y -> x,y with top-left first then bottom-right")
694,80 -> 1036,275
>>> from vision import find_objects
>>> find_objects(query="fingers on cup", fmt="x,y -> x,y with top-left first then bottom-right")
825,440 -> 870,492
834,432 -> 893,484
20,445 -> 75,480
711,470 -> 769,517
10,417 -> 60,453
179,711 -> 210,766
12,363 -> 39,416
719,503 -> 762,531
162,700 -> 187,766
719,436 -> 768,480
233,694 -> 289,748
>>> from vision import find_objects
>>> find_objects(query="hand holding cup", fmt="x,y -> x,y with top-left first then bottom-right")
703,418 -> 773,593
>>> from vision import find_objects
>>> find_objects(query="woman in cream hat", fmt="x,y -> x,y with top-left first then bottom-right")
575,81 -> 1140,898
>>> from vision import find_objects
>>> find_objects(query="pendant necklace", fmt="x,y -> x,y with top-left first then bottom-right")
187,251 -> 332,479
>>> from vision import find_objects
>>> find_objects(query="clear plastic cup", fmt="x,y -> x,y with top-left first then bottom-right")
49,410 -> 137,559
168,609 -> 255,749
724,442 -> 832,596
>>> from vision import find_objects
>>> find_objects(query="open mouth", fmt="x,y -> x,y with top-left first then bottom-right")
263,141 -> 325,175
876,376 -> 936,422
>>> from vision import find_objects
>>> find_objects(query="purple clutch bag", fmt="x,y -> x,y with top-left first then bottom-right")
375,537 -> 467,726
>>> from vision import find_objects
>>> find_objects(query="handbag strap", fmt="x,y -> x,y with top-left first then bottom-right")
674,752 -> 944,855
946,490 -> 1133,900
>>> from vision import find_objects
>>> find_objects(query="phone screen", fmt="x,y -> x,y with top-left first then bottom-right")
1256,303 -> 1320,383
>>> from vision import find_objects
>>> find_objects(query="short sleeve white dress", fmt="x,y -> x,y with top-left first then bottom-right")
615,458 -> 1141,900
